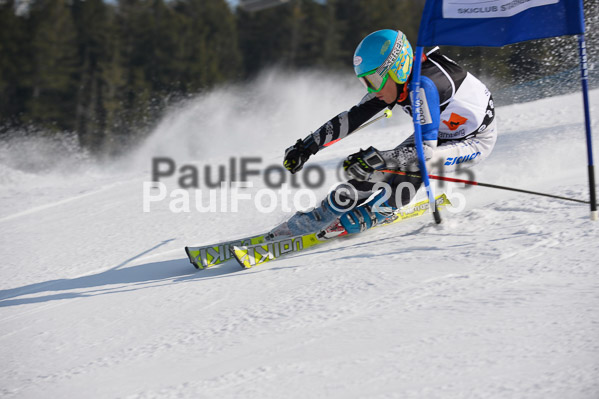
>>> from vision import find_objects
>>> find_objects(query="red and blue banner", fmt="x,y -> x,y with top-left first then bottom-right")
411,0 -> 596,219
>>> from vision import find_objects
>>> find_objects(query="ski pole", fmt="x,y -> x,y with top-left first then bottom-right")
381,169 -> 594,205
323,109 -> 391,149
352,109 -> 392,134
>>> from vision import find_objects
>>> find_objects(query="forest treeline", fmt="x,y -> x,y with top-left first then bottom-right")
0,0 -> 597,154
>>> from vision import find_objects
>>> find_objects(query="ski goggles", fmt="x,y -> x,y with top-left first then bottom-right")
358,70 -> 390,93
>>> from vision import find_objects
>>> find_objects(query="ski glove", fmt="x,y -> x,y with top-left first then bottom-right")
283,136 -> 319,174
343,146 -> 387,181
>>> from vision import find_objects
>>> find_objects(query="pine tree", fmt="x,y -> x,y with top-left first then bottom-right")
115,0 -> 154,144
72,0 -> 114,151
172,0 -> 242,92
26,0 -> 79,132
0,0 -> 31,129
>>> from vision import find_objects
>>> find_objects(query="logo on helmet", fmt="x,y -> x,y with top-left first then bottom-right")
380,40 -> 391,55
353,56 -> 363,66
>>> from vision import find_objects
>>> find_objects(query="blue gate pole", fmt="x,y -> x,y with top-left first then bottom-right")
578,34 -> 598,221
410,46 -> 442,224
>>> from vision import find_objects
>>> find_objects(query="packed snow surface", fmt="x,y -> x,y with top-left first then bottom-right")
1,72 -> 598,398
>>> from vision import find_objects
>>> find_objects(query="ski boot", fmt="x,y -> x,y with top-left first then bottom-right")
339,191 -> 397,234
268,198 -> 345,239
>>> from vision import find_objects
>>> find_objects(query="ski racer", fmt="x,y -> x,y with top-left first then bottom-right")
272,29 -> 497,237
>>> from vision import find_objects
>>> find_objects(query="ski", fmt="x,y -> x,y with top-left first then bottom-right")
185,234 -> 268,269
231,194 -> 451,269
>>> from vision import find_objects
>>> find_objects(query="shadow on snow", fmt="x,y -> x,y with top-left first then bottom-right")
0,240 -> 251,308
1,224 -> 436,308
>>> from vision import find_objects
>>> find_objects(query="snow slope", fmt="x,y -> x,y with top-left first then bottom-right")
1,72 -> 598,398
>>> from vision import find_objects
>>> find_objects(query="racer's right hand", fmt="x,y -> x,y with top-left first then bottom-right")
283,137 -> 318,174
343,146 -> 386,181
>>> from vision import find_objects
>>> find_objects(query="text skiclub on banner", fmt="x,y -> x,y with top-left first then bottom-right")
442,0 -> 559,19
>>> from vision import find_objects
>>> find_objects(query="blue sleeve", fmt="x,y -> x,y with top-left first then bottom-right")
419,76 -> 440,142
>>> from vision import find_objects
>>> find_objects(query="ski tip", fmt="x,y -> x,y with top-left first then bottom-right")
438,192 -> 452,207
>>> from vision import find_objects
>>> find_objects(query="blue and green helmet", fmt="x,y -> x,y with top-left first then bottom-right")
353,30 -> 414,93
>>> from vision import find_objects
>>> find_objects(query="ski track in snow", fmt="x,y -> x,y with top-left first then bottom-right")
1,82 -> 598,398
